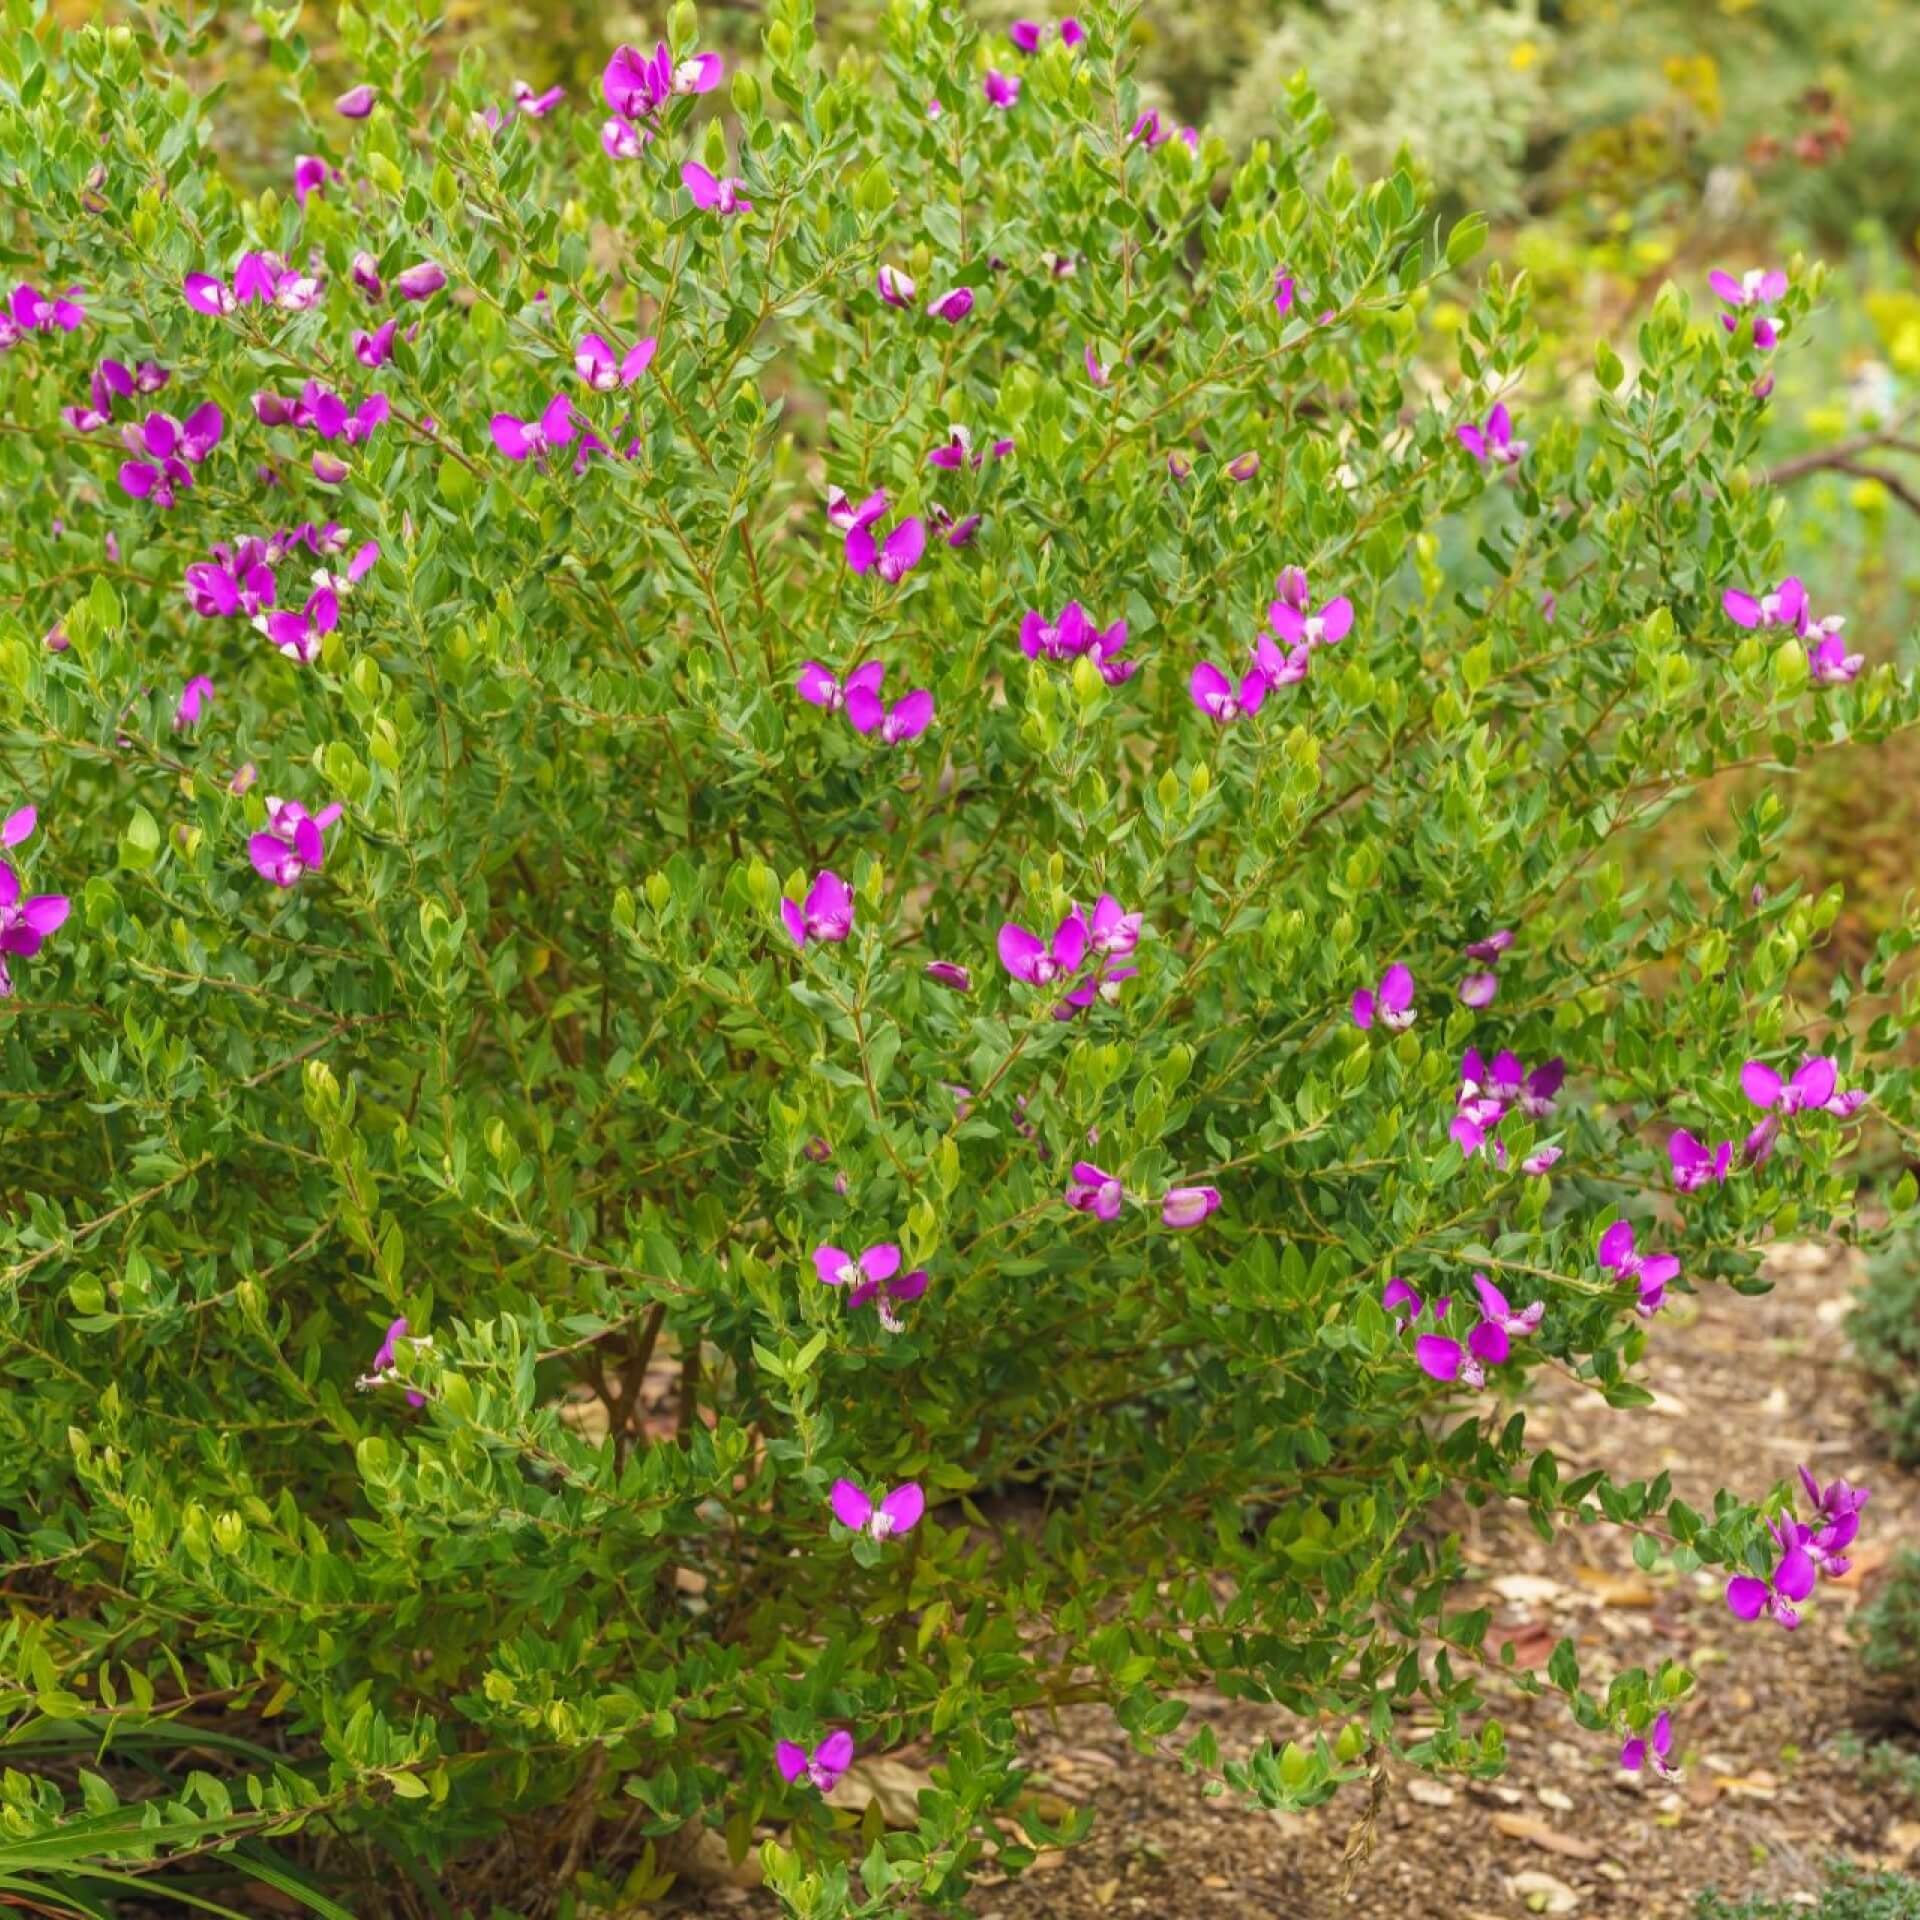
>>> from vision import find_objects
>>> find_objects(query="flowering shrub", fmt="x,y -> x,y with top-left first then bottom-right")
3,2 -> 1920,1913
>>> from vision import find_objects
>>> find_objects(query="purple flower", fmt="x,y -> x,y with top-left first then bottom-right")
249,795 -> 343,888
491,393 -> 577,462
1597,1218 -> 1681,1318
1726,1514 -> 1817,1629
1010,19 -> 1043,49
1472,1271 -> 1544,1338
830,1477 -> 925,1540
926,424 -> 1012,469
983,69 -> 1020,109
797,659 -> 882,714
1710,267 -> 1787,349
393,262 -> 447,301
999,907 -> 1087,986
0,806 -> 71,999
1352,963 -> 1414,1031
1521,1057 -> 1564,1116
1083,343 -> 1109,386
927,286 -> 974,323
260,586 -> 340,665
849,1264 -> 926,1332
118,403 -> 223,508
354,319 -> 399,369
336,83 -> 377,117
1020,602 -> 1095,661
815,1240 -> 902,1294
1088,894 -> 1140,958
358,1316 -> 428,1406
9,283 -> 85,332
1740,1055 -> 1837,1116
781,870 -> 854,947
1065,1161 -> 1124,1221
1797,1464 -> 1870,1570
1743,1113 -> 1780,1169
1160,1186 -> 1220,1230
1807,626 -> 1864,685
292,153 -> 332,207
877,265 -> 917,308
1458,971 -> 1499,1009
1087,619 -> 1136,684
1463,929 -> 1514,963
1382,1276 -> 1422,1325
1268,574 -> 1353,649
775,1730 -> 854,1794
1251,626 -> 1311,688
827,486 -> 886,534
1669,1128 -> 1732,1192
1225,452 -> 1261,481
924,960 -> 972,991
1722,577 -> 1806,632
1520,1145 -> 1563,1176
1061,16 -> 1085,43
1384,1279 -> 1517,1389
846,682 -> 934,745
174,675 -> 215,731
846,509 -> 925,584
682,161 -> 751,216
1189,659 -> 1269,723
604,40 -> 722,121
1416,1315 -> 1511,1389
1621,1712 -> 1680,1782
1053,963 -> 1135,1021
602,116 -> 648,159
575,331 -> 656,390
1273,270 -> 1296,317
511,78 -> 566,116
1129,109 -> 1168,148
932,506 -> 982,548
1457,402 -> 1526,466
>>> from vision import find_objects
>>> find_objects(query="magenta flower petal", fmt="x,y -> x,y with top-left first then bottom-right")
829,1479 -> 873,1530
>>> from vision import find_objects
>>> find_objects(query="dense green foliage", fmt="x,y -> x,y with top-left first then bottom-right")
1853,1231 -> 1920,1465
3,0 -> 1919,1914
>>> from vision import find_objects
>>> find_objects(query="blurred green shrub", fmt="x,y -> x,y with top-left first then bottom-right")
1696,1860 -> 1920,1920
1852,1236 -> 1920,1465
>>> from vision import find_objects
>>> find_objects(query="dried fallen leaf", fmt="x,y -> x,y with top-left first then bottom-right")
1509,1868 -> 1580,1914
1887,1820 -> 1920,1858
1536,1787 -> 1575,1813
1492,1813 -> 1602,1861
1490,1619 -> 1559,1668
1573,1566 -> 1656,1607
659,1823 -> 762,1889
1406,1778 -> 1456,1809
1711,1771 -> 1779,1802
1492,1574 -> 1566,1606
832,1757 -> 934,1825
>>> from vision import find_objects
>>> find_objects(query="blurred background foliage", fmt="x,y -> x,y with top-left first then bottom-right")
66,0 -> 1920,935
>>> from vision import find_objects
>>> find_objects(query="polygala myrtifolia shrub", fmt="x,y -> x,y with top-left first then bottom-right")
3,0 -> 1920,1912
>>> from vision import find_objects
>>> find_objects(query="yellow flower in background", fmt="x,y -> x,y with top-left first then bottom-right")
1510,39 -> 1540,71
1863,292 -> 1920,375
